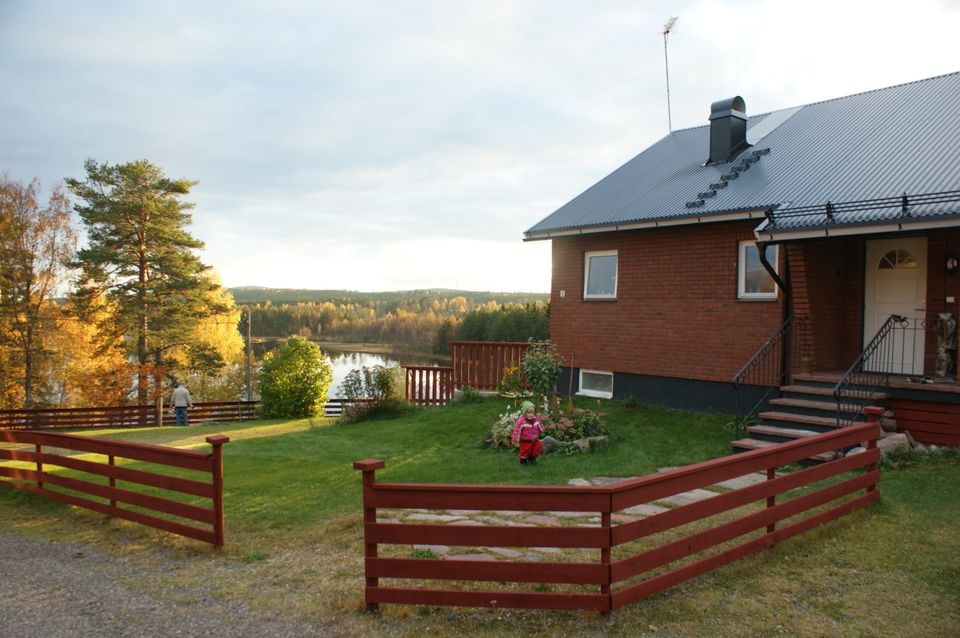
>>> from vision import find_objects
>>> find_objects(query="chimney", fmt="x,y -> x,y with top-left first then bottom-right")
708,96 -> 748,164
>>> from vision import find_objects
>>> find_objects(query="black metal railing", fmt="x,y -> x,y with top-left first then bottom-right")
732,316 -> 804,438
833,315 -> 925,426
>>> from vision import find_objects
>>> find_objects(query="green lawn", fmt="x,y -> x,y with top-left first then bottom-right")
1,397 -> 958,637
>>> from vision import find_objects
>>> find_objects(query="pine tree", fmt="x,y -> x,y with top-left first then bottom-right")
67,159 -> 223,404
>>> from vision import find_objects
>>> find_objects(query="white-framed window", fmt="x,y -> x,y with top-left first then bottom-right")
738,241 -> 778,300
584,250 -> 618,299
578,369 -> 614,399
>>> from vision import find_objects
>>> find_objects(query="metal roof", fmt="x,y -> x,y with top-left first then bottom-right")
525,72 -> 960,241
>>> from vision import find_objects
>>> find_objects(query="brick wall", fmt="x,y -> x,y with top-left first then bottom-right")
788,239 -> 864,371
549,221 -> 785,384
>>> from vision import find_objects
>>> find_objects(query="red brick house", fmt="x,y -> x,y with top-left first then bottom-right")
525,72 -> 960,447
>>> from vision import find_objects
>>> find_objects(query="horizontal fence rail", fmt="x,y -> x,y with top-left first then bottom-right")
355,418 -> 882,612
0,399 -> 356,430
0,401 -> 259,430
403,366 -> 454,407
449,341 -> 529,391
0,429 -> 229,546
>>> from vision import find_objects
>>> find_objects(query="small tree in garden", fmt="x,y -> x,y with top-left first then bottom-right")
520,340 -> 563,409
258,337 -> 332,418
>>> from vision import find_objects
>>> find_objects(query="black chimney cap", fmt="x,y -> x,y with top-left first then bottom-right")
708,96 -> 749,165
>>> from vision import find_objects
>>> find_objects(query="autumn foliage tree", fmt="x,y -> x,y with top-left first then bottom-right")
0,175 -> 77,408
67,159 -> 225,404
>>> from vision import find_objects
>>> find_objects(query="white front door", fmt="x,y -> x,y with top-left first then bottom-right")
863,237 -> 927,375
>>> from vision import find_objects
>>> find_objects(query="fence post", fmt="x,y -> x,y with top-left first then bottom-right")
863,406 -> 884,495
765,467 -> 776,534
601,505 -> 612,613
109,455 -> 116,508
354,458 -> 385,612
35,443 -> 43,489
206,435 -> 231,548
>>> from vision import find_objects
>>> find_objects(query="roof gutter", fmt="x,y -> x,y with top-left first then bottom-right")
754,215 -> 960,243
524,209 -> 768,242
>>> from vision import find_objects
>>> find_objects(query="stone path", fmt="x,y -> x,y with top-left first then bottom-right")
386,471 -> 768,561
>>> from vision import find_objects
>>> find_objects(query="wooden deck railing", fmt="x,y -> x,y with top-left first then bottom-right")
402,366 -> 454,406
0,429 -> 230,546
354,419 -> 881,612
449,340 -> 529,391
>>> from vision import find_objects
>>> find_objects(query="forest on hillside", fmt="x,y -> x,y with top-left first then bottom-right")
239,289 -> 551,355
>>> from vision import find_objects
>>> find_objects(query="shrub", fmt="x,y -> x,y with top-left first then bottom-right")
338,364 -> 410,423
457,385 -> 484,403
496,366 -> 527,397
520,340 -> 563,406
543,407 -> 607,443
257,337 -> 332,418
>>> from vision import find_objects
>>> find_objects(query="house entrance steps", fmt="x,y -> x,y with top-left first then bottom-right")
731,372 -> 887,463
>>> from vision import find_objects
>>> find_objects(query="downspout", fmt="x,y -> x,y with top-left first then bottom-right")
756,241 -> 788,298
757,240 -> 794,386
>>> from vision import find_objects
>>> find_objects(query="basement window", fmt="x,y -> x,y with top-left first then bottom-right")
578,369 -> 614,399
584,250 -> 618,299
738,241 -> 778,300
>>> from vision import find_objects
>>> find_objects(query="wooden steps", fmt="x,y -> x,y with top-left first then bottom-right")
731,375 -> 887,463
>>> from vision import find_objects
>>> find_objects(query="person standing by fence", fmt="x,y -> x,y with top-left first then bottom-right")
171,382 -> 193,426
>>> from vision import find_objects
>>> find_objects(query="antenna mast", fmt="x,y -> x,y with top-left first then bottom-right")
662,16 -> 678,132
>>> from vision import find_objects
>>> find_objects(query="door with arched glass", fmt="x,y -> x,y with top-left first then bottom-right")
863,237 -> 927,375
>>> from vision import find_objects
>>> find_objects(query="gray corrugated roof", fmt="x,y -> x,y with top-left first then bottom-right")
526,72 -> 960,239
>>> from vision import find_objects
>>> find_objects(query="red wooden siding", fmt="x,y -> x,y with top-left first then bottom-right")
886,399 -> 960,446
355,420 -> 881,612
0,429 -> 229,546
448,341 -> 529,391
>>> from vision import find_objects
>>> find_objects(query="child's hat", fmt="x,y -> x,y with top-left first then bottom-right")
520,400 -> 535,413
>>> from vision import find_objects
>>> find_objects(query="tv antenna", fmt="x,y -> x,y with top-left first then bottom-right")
662,16 -> 678,132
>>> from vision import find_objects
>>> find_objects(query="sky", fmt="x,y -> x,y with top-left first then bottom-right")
1,1 -> 958,293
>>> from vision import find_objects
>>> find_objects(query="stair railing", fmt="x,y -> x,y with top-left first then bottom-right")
731,316 -> 803,438
833,314 -> 918,427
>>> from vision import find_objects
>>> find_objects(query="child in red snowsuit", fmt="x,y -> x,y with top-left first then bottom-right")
511,400 -> 545,464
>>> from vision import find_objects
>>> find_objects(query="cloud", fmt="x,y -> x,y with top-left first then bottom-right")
2,0 -> 959,293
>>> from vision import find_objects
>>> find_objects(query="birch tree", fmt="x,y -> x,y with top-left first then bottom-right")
0,175 -> 77,408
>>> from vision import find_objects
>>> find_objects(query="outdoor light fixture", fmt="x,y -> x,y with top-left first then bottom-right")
946,252 -> 960,274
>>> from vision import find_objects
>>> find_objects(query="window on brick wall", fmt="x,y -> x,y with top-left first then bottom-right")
584,250 -> 618,299
578,369 -> 614,399
738,241 -> 778,300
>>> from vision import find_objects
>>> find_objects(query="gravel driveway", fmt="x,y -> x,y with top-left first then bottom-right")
0,532 -> 332,637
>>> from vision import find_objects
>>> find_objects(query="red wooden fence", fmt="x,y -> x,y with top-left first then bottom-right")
354,420 -> 881,612
0,429 -> 229,546
449,340 -> 529,391
403,366 -> 454,407
0,401 -> 260,430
